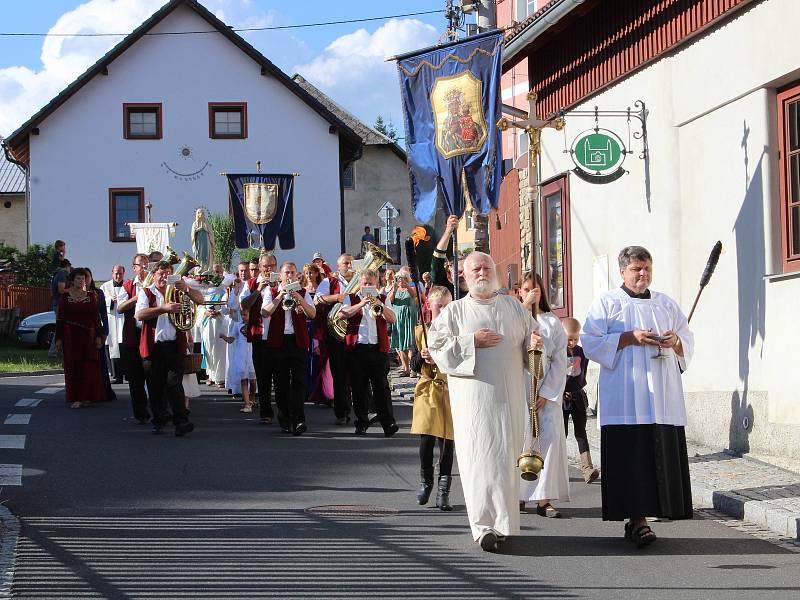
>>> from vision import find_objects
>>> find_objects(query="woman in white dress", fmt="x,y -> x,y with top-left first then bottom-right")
220,277 -> 257,413
518,273 -> 570,517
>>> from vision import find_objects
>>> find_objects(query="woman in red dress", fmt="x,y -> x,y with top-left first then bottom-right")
55,268 -> 104,408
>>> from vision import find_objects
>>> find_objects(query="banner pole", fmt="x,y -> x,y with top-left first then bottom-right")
452,228 -> 460,301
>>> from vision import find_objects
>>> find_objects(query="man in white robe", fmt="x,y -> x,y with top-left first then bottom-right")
100,265 -> 126,383
428,252 -> 540,552
581,245 -> 694,548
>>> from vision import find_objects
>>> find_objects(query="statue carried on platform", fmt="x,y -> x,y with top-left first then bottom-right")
190,207 -> 216,271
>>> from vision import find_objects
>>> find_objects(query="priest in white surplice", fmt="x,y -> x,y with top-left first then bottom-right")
428,252 -> 541,552
581,246 -> 695,549
100,265 -> 126,383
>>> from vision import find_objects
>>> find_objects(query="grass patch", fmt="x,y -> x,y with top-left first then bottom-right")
0,340 -> 62,373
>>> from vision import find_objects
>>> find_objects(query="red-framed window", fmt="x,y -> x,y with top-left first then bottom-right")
539,174 -> 572,318
777,83 -> 800,273
123,103 -> 162,140
109,188 -> 144,242
209,102 -> 248,139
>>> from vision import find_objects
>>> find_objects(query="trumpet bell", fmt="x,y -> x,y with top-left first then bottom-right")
517,450 -> 544,481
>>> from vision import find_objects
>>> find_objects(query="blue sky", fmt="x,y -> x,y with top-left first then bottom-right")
0,0 -> 452,136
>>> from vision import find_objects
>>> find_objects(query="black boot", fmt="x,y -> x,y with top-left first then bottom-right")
416,468 -> 434,505
435,475 -> 453,511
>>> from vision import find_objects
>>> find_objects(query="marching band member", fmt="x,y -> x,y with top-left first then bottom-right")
315,254 -> 355,425
99,264 -> 126,384
135,261 -> 204,436
240,252 -> 278,424
338,269 -> 399,437
199,263 -> 228,388
261,262 -> 316,435
116,253 -> 151,424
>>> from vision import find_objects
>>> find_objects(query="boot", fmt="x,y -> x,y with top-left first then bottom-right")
580,450 -> 600,483
416,468 -> 434,505
435,475 -> 453,511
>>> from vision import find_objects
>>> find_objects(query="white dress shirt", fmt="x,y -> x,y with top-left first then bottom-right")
263,285 -> 312,335
239,277 -> 272,340
316,273 -> 349,298
342,293 -> 378,344
116,277 -> 145,328
135,285 -> 177,342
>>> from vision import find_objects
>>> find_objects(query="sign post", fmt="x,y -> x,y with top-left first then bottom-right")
377,201 -> 399,258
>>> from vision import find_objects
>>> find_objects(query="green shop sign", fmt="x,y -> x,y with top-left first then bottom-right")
570,128 -> 627,184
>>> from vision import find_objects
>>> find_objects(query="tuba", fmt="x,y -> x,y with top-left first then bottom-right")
327,242 -> 392,340
165,251 -> 200,331
517,345 -> 545,481
143,246 -> 179,287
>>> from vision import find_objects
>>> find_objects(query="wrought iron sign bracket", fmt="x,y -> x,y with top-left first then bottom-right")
554,100 -> 648,160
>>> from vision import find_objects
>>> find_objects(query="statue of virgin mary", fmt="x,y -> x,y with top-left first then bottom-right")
190,207 -> 216,270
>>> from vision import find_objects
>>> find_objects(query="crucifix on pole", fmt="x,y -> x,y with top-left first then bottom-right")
498,91 -> 565,276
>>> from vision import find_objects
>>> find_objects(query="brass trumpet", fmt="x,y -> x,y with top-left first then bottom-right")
281,281 -> 302,312
366,294 -> 384,318
517,345 -> 545,481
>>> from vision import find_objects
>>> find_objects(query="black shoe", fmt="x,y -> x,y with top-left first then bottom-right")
417,467 -> 434,505
151,424 -> 163,435
335,416 -> 351,426
292,422 -> 307,436
519,500 -> 526,512
435,475 -> 453,511
112,378 -> 123,385
354,423 -> 368,435
175,422 -> 195,437
137,417 -> 151,425
383,423 -> 399,437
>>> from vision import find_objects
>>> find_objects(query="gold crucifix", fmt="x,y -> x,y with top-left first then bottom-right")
498,91 -> 565,169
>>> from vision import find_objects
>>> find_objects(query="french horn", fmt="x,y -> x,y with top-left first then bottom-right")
517,345 -> 545,481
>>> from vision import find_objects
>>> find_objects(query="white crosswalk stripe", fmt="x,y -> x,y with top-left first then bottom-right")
4,414 -> 31,425
34,387 -> 62,395
15,399 -> 42,407
0,464 -> 22,486
0,435 -> 26,449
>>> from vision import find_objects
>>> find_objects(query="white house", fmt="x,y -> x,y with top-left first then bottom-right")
502,0 -> 800,464
1,0 -> 362,274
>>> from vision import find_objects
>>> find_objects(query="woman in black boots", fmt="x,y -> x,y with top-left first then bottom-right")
410,286 -> 454,511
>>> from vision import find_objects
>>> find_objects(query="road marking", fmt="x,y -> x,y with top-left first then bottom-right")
0,435 -> 26,449
4,414 -> 31,425
35,387 -> 62,394
16,399 -> 42,407
0,464 -> 22,486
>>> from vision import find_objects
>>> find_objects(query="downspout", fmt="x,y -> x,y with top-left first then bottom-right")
2,141 -> 30,249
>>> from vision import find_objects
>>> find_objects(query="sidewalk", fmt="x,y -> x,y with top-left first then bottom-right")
389,373 -> 800,541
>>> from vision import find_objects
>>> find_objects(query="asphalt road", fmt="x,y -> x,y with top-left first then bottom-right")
1,374 -> 799,599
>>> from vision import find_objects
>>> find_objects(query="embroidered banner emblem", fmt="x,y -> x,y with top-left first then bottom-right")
244,183 -> 278,224
431,71 -> 487,160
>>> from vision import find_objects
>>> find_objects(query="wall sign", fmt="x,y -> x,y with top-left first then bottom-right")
570,128 -> 627,184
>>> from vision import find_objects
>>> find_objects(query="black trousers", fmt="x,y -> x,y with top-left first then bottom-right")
121,342 -> 149,421
143,340 -> 189,427
251,339 -> 275,419
273,335 -> 308,429
419,435 -> 454,476
347,345 -> 394,429
326,334 -> 351,419
563,390 -> 589,453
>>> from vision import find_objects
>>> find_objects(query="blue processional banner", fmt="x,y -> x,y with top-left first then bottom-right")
397,32 -> 503,223
227,174 -> 295,250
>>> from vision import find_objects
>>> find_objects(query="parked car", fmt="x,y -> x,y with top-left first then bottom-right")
16,311 -> 56,348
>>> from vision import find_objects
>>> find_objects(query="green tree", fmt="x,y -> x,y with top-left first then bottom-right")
13,244 -> 55,287
208,213 -> 235,270
374,115 -> 398,142
238,248 -> 261,263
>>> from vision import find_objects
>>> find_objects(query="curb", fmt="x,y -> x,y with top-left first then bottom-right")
0,506 -> 19,599
0,369 -> 63,378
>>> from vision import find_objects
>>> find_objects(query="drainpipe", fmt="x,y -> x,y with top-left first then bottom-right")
2,141 -> 30,249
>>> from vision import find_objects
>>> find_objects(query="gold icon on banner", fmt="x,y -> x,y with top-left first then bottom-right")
430,71 -> 487,160
244,183 -> 278,224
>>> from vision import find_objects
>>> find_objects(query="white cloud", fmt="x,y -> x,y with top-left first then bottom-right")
292,18 -> 439,135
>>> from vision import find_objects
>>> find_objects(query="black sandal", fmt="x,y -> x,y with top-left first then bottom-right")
630,524 -> 657,548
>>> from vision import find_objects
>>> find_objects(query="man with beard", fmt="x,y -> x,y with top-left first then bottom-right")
428,252 -> 542,552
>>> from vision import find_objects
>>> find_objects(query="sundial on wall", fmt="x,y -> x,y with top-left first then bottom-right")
161,145 -> 212,182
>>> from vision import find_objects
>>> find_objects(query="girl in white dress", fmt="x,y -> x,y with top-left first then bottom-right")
220,279 -> 257,413
519,273 -> 570,517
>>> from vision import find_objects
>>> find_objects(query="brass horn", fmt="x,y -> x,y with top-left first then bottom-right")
142,246 -> 179,287
517,345 -> 545,481
165,251 -> 200,331
327,242 -> 392,340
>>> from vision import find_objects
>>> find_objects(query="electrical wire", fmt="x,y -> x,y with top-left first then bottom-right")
0,9 -> 444,37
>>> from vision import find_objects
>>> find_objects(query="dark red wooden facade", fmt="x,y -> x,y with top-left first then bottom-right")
518,0 -> 758,118
490,169 -> 522,286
